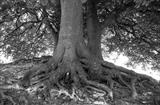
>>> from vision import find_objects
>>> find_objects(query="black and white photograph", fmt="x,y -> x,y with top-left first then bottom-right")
0,0 -> 160,105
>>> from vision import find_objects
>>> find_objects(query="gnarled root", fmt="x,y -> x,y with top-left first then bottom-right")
0,90 -> 16,105
18,42 -> 160,104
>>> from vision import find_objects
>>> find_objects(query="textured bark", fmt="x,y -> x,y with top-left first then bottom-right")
16,0 -> 160,105
1,56 -> 160,105
0,0 -> 160,105
86,0 -> 103,60
48,0 -> 83,64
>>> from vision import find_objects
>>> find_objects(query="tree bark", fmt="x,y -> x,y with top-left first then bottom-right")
50,0 -> 83,63
18,0 -> 160,104
86,0 -> 103,60
46,0 -> 113,97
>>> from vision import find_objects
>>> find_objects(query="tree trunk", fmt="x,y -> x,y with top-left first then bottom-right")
86,0 -> 103,60
19,0 -> 160,104
20,0 -> 85,90
46,0 -> 113,97
50,0 -> 83,63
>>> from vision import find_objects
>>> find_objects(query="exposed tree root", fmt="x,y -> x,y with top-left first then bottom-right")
0,90 -> 16,105
19,42 -> 160,104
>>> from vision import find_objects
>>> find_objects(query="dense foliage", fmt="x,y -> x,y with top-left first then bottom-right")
0,0 -> 160,69
0,0 -> 60,59
100,0 -> 160,69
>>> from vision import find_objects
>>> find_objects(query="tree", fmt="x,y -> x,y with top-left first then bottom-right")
100,0 -> 160,69
0,0 -> 160,105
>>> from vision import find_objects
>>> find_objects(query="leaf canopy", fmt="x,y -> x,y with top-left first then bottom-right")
0,0 -> 160,70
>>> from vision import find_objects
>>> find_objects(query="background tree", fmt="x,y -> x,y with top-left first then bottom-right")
0,0 -> 60,59
1,0 -> 160,69
0,0 -> 160,105
100,0 -> 160,69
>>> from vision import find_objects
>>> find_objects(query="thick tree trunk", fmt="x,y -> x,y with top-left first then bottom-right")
19,0 -> 160,104
19,0 -> 84,90
49,0 -> 83,63
86,0 -> 103,60
46,0 -> 113,97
